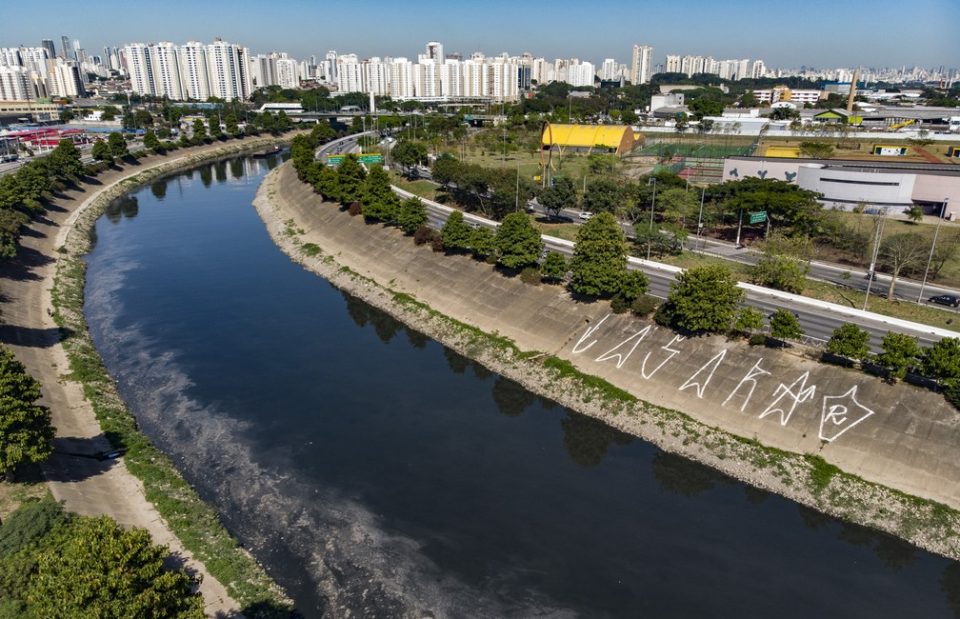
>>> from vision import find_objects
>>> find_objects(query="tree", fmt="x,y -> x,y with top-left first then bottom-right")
469,226 -> 496,260
769,309 -> 803,341
582,178 -> 623,214
733,307 -> 764,336
539,176 -> 577,218
688,97 -> 724,120
659,264 -> 743,333
657,187 -> 698,228
441,211 -> 472,252
904,205 -> 924,223
191,118 -> 207,143
494,213 -> 543,270
360,166 -> 399,222
91,139 -> 112,163
392,140 -> 428,171
47,140 -> 84,180
750,254 -> 808,294
569,212 -> 629,297
799,141 -> 834,159
143,130 -> 163,154
335,155 -> 367,205
920,337 -> 960,382
396,196 -> 427,235
0,346 -> 54,480
617,269 -> 649,302
314,164 -> 341,201
826,324 -> 871,361
207,115 -> 223,139
541,252 -> 568,283
878,233 -> 928,299
876,332 -> 920,381
99,105 -> 119,121
20,516 -> 203,618
224,112 -> 239,137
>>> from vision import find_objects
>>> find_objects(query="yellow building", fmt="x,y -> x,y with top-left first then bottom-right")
540,123 -> 636,155
765,145 -> 801,158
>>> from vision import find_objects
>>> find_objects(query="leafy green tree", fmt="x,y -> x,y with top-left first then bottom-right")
392,140 -> 428,171
539,176 -> 577,218
750,254 -> 809,294
494,212 -> 543,270
99,105 -> 119,121
769,309 -> 803,341
688,97 -> 724,120
143,130 -> 163,154
826,324 -> 871,361
799,141 -> 834,158
335,154 -> 367,204
207,115 -> 223,139
618,270 -> 649,302
47,140 -> 84,180
107,133 -> 128,159
541,252 -> 568,283
91,139 -> 112,163
191,118 -> 207,143
21,516 -> 203,618
469,226 -> 496,259
659,264 -> 744,333
876,332 -> 921,380
314,164 -> 341,201
441,211 -> 472,252
657,187 -> 698,228
224,112 -> 239,137
360,166 -> 399,221
569,212 -> 628,297
0,496 -> 66,559
920,337 -> 960,382
396,196 -> 427,234
733,307 -> 764,335
904,205 -> 923,223
0,346 -> 54,480
582,178 -> 623,214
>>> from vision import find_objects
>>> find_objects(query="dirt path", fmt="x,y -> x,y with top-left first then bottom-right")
0,142 -> 280,617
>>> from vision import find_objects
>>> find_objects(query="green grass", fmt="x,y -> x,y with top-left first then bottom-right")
542,356 -> 637,405
50,143 -> 292,617
301,243 -> 321,257
531,218 -> 580,242
390,176 -> 439,201
805,454 -> 842,494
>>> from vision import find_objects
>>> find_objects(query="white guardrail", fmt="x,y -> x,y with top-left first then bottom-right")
391,185 -> 959,341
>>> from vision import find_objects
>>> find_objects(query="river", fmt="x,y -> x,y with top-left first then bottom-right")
83,155 -> 960,617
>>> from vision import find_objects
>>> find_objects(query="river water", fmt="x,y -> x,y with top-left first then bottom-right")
83,156 -> 960,618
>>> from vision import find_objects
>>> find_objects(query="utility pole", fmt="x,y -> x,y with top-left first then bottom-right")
515,159 -> 520,211
695,185 -> 706,251
734,208 -> 744,248
646,177 -> 658,260
917,198 -> 948,304
863,208 -> 887,311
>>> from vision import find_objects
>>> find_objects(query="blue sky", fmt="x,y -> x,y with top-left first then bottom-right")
5,0 -> 959,68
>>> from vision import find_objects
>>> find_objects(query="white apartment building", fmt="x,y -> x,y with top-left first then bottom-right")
0,65 -> 32,100
179,42 -> 210,100
389,57 -> 415,99
206,40 -> 250,100
153,42 -> 184,100
665,55 -> 681,73
45,59 -> 84,97
336,54 -> 363,93
276,56 -> 299,89
630,44 -> 653,84
753,87 -> 822,105
567,61 -> 595,88
751,59 -> 766,79
601,58 -> 618,81
415,58 -> 442,98
364,58 -> 390,96
123,43 -> 157,96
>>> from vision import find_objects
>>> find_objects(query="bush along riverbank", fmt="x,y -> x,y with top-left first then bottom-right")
51,140 -> 295,616
256,161 -> 960,562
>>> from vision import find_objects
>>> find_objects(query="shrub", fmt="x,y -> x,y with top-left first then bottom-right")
431,236 -> 445,252
0,496 -> 66,559
610,295 -> 629,314
944,380 -> 960,410
920,337 -> 960,383
630,294 -> 659,317
748,333 -> 767,346
660,264 -> 743,334
441,211 -> 472,252
469,227 -> 496,260
733,307 -> 764,336
519,266 -> 541,285
618,270 -> 649,302
769,309 -> 803,342
540,252 -> 568,283
876,332 -> 921,381
826,323 -> 870,361
413,225 -> 435,246
347,202 -> 362,216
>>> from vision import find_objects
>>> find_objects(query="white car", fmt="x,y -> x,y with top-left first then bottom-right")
578,211 -> 594,220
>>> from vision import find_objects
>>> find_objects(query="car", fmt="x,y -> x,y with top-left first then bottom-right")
929,294 -> 960,308
578,211 -> 594,221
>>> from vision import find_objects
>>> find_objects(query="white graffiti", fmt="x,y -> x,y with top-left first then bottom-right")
640,335 -> 685,380
595,326 -> 653,369
679,349 -> 728,399
722,359 -> 771,412
572,314 -> 611,354
759,371 -> 817,426
819,386 -> 876,442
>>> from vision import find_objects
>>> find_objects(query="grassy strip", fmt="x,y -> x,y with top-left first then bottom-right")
50,141 -> 292,617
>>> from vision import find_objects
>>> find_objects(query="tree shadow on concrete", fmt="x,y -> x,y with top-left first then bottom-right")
0,323 -> 71,348
0,245 -> 53,281
43,434 -> 120,483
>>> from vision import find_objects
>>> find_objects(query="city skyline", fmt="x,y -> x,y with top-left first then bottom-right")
4,0 -> 958,69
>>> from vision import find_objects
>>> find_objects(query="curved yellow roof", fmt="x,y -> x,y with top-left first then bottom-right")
541,124 -> 635,154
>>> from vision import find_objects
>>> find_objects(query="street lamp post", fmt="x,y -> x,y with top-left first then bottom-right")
917,198 -> 949,304
695,185 -> 706,251
647,177 -> 658,260
863,208 -> 887,311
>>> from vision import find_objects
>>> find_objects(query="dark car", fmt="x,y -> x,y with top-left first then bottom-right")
929,294 -> 960,308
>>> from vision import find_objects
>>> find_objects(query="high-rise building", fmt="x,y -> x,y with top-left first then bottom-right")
665,55 -> 681,74
60,36 -> 72,60
153,42 -> 184,100
630,44 -> 653,84
275,55 -> 299,89
601,58 -> 618,81
179,42 -> 210,100
41,39 -> 56,61
45,58 -> 85,97
751,59 -> 766,80
205,39 -> 250,100
0,65 -> 33,100
123,43 -> 157,96
336,54 -> 363,93
425,42 -> 444,63
325,50 -> 338,84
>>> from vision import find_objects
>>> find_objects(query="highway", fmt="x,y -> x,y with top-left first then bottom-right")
317,134 -> 959,351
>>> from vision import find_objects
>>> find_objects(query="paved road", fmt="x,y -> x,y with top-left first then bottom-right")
323,134 -> 958,352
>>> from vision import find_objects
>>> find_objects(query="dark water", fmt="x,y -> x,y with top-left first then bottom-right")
84,156 -> 960,618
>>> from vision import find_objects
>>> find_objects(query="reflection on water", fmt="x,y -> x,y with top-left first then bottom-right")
82,155 -> 960,618
104,195 -> 139,223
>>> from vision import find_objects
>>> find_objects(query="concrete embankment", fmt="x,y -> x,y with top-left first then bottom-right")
256,161 -> 960,560
0,137 -> 297,616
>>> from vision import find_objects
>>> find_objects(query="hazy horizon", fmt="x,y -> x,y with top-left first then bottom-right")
5,0 -> 959,69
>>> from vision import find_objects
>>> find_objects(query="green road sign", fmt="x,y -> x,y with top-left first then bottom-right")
749,210 -> 767,224
326,154 -> 383,166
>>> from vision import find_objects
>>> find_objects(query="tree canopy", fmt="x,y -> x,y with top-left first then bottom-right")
494,212 -> 543,270
569,212 -> 629,297
0,346 -> 53,480
658,264 -> 743,333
